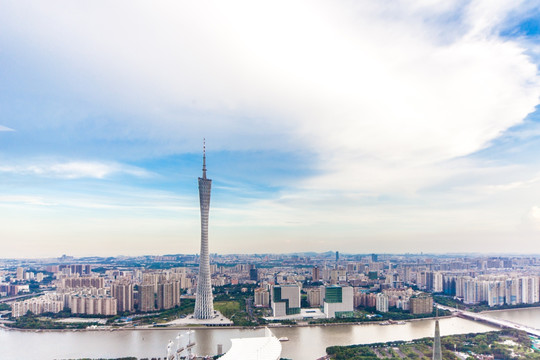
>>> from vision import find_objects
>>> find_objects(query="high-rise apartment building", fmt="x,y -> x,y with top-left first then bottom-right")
61,276 -> 104,289
157,280 -> 180,310
426,272 -> 443,293
11,294 -> 64,317
68,293 -> 117,316
376,293 -> 389,313
16,267 -> 25,280
487,281 -> 505,307
307,287 -> 323,307
112,282 -> 134,313
138,283 -> 155,312
254,287 -> 270,307
194,143 -> 215,319
410,294 -> 433,314
354,292 -> 377,308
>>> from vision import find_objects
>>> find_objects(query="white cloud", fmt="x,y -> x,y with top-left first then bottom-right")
0,195 -> 55,206
0,125 -> 14,131
529,206 -> 540,220
1,1 -> 538,189
0,161 -> 151,179
522,205 -> 540,232
1,0 -> 540,254
482,176 -> 540,193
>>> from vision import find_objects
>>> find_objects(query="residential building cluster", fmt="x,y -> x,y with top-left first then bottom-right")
450,275 -> 540,306
6,264 -> 194,317
11,293 -> 64,317
2,253 -> 539,321
66,289 -> 118,316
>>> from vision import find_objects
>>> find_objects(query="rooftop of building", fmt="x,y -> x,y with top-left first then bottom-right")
219,327 -> 282,360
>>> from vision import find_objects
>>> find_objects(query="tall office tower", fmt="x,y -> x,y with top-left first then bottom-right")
312,265 -> 320,282
249,267 -> 259,282
432,318 -> 442,360
194,141 -> 215,319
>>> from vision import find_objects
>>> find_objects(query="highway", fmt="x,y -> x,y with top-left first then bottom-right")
0,293 -> 41,303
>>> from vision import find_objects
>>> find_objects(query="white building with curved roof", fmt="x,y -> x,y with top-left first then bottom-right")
219,327 -> 282,360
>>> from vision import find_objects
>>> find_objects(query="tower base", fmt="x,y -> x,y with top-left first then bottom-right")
165,310 -> 233,326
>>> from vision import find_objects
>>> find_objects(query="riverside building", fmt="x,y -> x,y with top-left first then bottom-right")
409,294 -> 433,314
157,280 -> 181,310
11,294 -> 64,317
138,283 -> 156,312
112,281 -> 134,313
68,293 -> 117,316
271,284 -> 301,317
322,285 -> 354,318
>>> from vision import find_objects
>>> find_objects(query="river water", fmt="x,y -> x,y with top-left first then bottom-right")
0,307 -> 538,360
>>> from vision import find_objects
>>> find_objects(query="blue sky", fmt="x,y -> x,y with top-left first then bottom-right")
1,0 -> 540,257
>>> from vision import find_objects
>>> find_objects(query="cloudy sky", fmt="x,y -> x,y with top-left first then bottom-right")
1,0 -> 540,257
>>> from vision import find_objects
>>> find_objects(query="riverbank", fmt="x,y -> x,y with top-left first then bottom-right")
326,328 -> 539,360
0,314 -> 455,332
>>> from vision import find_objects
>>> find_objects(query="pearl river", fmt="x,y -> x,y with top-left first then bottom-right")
1,307 -> 539,359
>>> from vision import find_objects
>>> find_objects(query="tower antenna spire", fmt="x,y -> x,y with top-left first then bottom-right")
202,138 -> 207,179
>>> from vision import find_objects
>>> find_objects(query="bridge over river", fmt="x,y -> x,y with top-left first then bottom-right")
436,304 -> 540,337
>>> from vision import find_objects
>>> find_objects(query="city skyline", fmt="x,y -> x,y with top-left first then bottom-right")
1,1 -> 540,257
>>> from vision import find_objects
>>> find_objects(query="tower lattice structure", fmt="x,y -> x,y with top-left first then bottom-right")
194,141 -> 215,319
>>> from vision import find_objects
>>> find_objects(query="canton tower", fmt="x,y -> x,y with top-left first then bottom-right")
194,140 -> 214,319
432,316 -> 442,360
